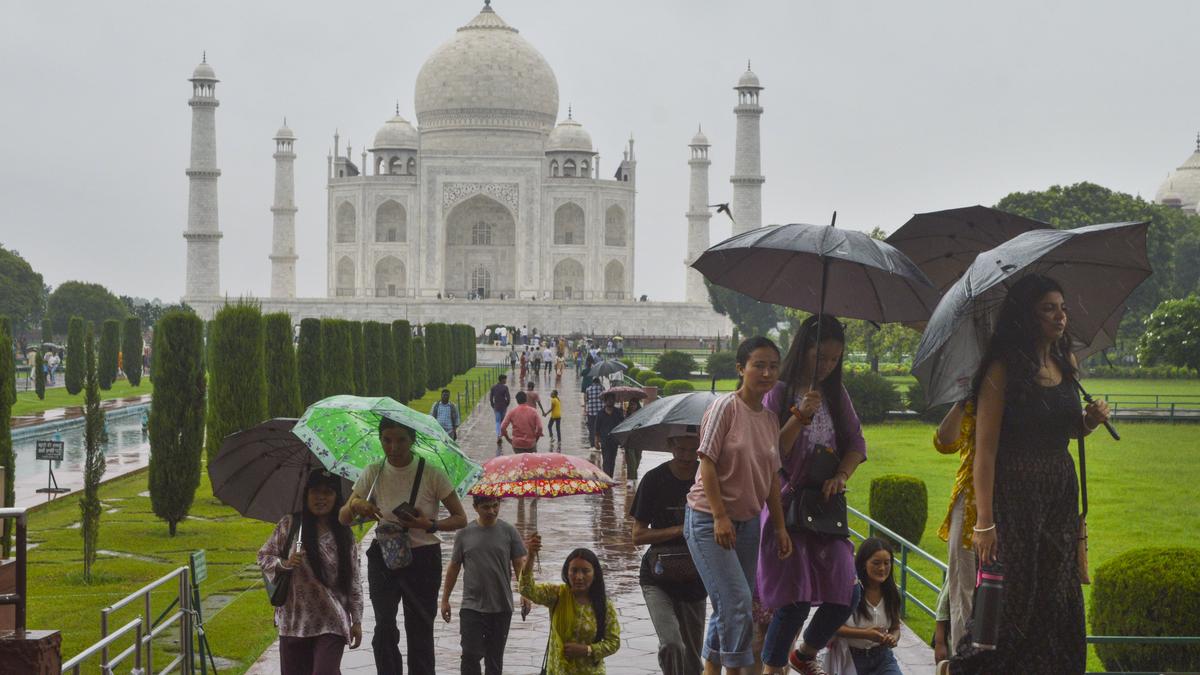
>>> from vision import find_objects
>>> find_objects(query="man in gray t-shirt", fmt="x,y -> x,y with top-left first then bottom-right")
440,495 -> 528,675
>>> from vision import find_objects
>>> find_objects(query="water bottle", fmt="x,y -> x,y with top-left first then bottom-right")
971,558 -> 1004,650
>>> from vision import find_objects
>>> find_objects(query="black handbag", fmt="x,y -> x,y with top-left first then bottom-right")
263,514 -> 302,607
783,443 -> 849,538
647,543 -> 700,584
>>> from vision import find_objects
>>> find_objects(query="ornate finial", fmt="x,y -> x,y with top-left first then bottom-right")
568,104 -> 573,120
698,123 -> 703,133
202,51 -> 207,64
395,101 -> 400,116
747,59 -> 751,71
485,0 -> 490,5
283,116 -> 287,127
1195,131 -> 1199,152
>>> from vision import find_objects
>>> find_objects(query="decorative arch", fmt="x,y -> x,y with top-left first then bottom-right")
553,258 -> 585,300
407,157 -> 416,175
388,157 -> 402,175
553,202 -> 586,246
563,159 -> 576,178
444,194 -> 516,298
375,200 -> 407,242
375,256 -> 405,297
580,160 -> 590,178
336,256 -> 355,296
471,266 -> 493,299
605,205 -> 627,246
604,259 -> 625,299
550,160 -> 560,177
336,202 -> 356,243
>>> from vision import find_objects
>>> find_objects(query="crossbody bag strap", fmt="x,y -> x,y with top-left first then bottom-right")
1078,414 -> 1087,518
410,458 -> 426,505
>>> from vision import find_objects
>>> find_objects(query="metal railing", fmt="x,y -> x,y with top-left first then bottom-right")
0,508 -> 29,638
61,618 -> 143,674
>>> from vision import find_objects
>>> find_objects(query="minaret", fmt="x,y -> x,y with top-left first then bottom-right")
730,61 -> 765,235
686,126 -> 712,304
184,54 -> 223,300
270,120 -> 298,298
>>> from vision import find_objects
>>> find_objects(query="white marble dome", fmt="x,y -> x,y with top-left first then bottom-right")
192,61 -> 217,81
1155,141 -> 1200,213
414,4 -> 559,132
737,68 -> 762,89
274,123 -> 294,140
546,117 -> 593,152
372,115 -> 418,149
691,127 -> 710,146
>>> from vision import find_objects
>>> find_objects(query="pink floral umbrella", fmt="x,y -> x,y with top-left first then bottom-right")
469,453 -> 615,498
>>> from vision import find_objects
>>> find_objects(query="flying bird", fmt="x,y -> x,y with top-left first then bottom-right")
708,203 -> 736,228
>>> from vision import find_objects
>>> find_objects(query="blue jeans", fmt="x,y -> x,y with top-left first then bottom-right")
850,644 -> 903,675
761,583 -> 860,667
493,409 -> 505,436
684,507 -> 760,668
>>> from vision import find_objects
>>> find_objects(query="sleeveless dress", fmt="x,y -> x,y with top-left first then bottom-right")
951,378 -> 1086,674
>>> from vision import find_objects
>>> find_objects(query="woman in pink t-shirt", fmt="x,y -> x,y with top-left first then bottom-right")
685,336 -> 793,673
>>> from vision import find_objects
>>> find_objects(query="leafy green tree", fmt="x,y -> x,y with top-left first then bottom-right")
80,323 -> 106,581
65,316 -> 85,395
98,319 -> 120,390
297,318 -> 322,407
122,316 -> 143,386
351,322 -> 367,396
120,296 -> 194,330
392,321 -> 413,403
655,351 -> 698,379
41,319 -> 53,343
47,280 -> 127,335
1138,296 -> 1200,370
706,280 -> 780,339
411,336 -> 429,401
321,319 -> 355,397
204,303 -> 267,462
34,349 -> 45,400
0,245 -> 45,332
843,320 -> 922,371
0,317 -> 15,556
362,322 -> 384,396
2,316 -> 13,407
264,313 -> 301,418
148,311 -> 205,535
1172,229 -> 1200,297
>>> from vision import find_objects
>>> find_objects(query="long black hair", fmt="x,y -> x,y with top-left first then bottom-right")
734,336 -> 781,390
971,274 -> 1076,405
854,537 -> 901,628
777,314 -> 850,453
299,472 -> 355,596
562,548 -> 608,641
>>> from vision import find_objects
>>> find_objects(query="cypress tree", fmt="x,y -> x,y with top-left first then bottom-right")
34,350 -> 46,400
362,322 -> 383,396
203,302 -> 267,462
148,311 -> 205,535
122,316 -> 143,386
98,319 -> 120,390
351,321 -> 367,396
65,316 -> 85,395
380,323 -> 398,402
264,313 -> 301,418
41,319 -> 53,344
321,319 -> 355,397
297,318 -> 323,407
424,324 -> 441,390
440,324 -> 454,383
0,317 -> 15,556
80,323 -> 106,581
391,320 -> 412,404
411,336 -> 428,401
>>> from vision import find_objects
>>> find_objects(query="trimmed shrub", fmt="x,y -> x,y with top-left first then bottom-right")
843,370 -> 901,424
351,321 -> 367,396
619,357 -> 635,370
706,351 -> 738,379
904,379 -> 953,424
204,303 -> 267,462
645,377 -> 668,391
380,324 -> 398,403
663,379 -> 696,396
321,319 -> 355,398
0,317 -> 14,555
65,316 -> 85,395
362,322 -> 384,396
627,366 -> 642,381
297,318 -> 322,407
264,313 -> 301,418
655,350 -> 698,379
148,311 -> 205,535
122,316 -> 143,386
411,336 -> 429,401
868,474 -> 928,547
636,369 -> 659,385
80,322 -> 105,581
98,319 -> 120,390
1090,547 -> 1200,672
34,349 -> 45,400
1084,364 -> 1199,379
392,320 -> 413,403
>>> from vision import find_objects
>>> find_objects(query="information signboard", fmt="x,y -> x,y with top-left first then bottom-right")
35,440 -> 65,461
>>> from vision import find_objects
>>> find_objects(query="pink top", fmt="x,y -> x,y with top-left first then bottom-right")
501,404 -> 544,448
686,392 -> 781,521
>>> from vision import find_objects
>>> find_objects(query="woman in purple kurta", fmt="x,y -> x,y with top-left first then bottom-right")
757,315 -> 868,674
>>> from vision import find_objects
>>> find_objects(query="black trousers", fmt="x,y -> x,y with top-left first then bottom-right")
367,542 -> 442,675
600,437 -> 619,478
548,417 -> 561,442
279,633 -> 346,675
459,609 -> 512,675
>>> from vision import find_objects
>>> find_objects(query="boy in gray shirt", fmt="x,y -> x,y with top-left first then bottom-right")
440,494 -> 529,675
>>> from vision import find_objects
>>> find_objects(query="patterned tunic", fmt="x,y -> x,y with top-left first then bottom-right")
520,567 -> 621,674
257,515 -> 364,640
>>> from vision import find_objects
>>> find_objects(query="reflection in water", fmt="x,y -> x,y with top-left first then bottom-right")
13,410 -> 149,484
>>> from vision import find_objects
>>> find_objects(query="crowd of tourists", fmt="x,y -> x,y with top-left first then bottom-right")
257,274 -> 1108,675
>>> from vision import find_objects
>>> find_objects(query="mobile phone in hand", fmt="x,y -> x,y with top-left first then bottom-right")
393,502 -> 418,521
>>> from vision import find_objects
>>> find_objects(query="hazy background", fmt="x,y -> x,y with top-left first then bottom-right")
2,0 -> 1195,302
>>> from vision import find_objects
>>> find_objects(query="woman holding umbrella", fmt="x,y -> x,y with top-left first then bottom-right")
942,274 -> 1109,675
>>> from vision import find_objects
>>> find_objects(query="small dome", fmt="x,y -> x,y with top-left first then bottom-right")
1155,141 -> 1200,212
372,115 -> 419,150
274,122 -> 295,140
546,117 -> 593,153
736,68 -> 762,89
690,127 -> 710,146
192,61 -> 217,81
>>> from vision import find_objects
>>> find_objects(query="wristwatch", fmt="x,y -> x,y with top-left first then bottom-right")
426,520 -> 439,534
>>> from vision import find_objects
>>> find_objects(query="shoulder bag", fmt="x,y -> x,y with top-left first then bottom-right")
647,542 -> 700,584
376,458 -> 426,570
1077,415 -> 1091,584
783,443 -> 850,538
263,514 -> 302,607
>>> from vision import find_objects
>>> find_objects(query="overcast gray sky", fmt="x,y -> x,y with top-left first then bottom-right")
2,1 -> 1196,303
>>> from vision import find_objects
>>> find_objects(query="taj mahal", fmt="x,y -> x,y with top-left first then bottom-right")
181,2 -> 765,335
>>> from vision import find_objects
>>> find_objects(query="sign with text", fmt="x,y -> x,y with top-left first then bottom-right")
191,550 -> 208,585
35,440 -> 65,461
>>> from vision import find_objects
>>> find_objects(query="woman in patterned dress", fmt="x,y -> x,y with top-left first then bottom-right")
258,470 -> 363,674
520,534 -> 621,674
942,274 -> 1110,675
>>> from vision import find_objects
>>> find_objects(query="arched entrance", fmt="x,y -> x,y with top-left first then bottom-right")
336,256 -> 355,296
444,194 -> 515,298
552,258 -> 584,300
604,260 -> 625,299
375,256 -> 405,297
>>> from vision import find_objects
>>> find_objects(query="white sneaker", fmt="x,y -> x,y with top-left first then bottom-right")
936,660 -> 950,675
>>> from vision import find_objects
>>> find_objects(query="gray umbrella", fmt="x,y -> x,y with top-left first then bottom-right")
886,205 -> 1053,293
912,221 -> 1151,409
585,359 -> 628,378
610,391 -> 720,452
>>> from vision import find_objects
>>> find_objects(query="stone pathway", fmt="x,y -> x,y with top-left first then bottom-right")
250,366 -> 935,674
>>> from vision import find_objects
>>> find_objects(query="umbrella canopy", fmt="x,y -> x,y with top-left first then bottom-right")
585,359 -> 628,378
693,222 -> 937,323
292,395 -> 483,495
605,385 -> 647,402
886,206 -> 1053,293
468,453 -> 615,498
611,391 -> 720,452
912,221 -> 1151,408
208,418 -> 354,523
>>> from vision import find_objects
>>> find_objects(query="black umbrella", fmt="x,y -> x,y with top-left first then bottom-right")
208,417 -> 354,523
585,359 -> 628,378
610,391 -> 719,452
912,221 -> 1151,431
885,206 -> 1053,293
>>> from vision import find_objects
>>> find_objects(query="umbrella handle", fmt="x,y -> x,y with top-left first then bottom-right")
1073,379 -> 1119,441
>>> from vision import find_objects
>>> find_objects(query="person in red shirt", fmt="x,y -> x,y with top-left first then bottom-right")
500,391 -> 544,453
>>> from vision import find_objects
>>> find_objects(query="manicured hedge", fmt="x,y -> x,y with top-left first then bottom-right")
843,370 -> 901,424
0,317 -> 14,555
204,303 -> 266,462
1085,364 -> 1199,379
148,311 -> 206,535
655,351 -> 698,380
411,336 -> 429,401
34,350 -> 45,400
65,317 -> 84,395
904,379 -> 953,423
321,319 -> 355,398
297,318 -> 322,407
362,322 -> 384,396
868,474 -> 927,547
380,324 -> 398,402
264,313 -> 301,418
636,370 -> 659,385
392,320 -> 413,403
351,321 -> 366,396
645,377 -> 668,392
122,316 -> 143,386
706,351 -> 738,379
98,319 -> 120,390
663,379 -> 696,396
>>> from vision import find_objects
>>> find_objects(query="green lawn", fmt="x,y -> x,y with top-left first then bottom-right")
11,379 -> 153,417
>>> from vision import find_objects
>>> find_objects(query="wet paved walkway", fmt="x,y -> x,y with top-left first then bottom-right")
250,365 -> 935,674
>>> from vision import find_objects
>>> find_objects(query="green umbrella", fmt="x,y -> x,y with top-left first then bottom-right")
292,395 -> 483,497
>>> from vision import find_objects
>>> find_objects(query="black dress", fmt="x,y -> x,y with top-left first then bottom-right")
952,378 -> 1086,674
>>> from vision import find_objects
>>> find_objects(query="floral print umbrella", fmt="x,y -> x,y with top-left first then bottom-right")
292,395 -> 483,497
469,453 -> 615,499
